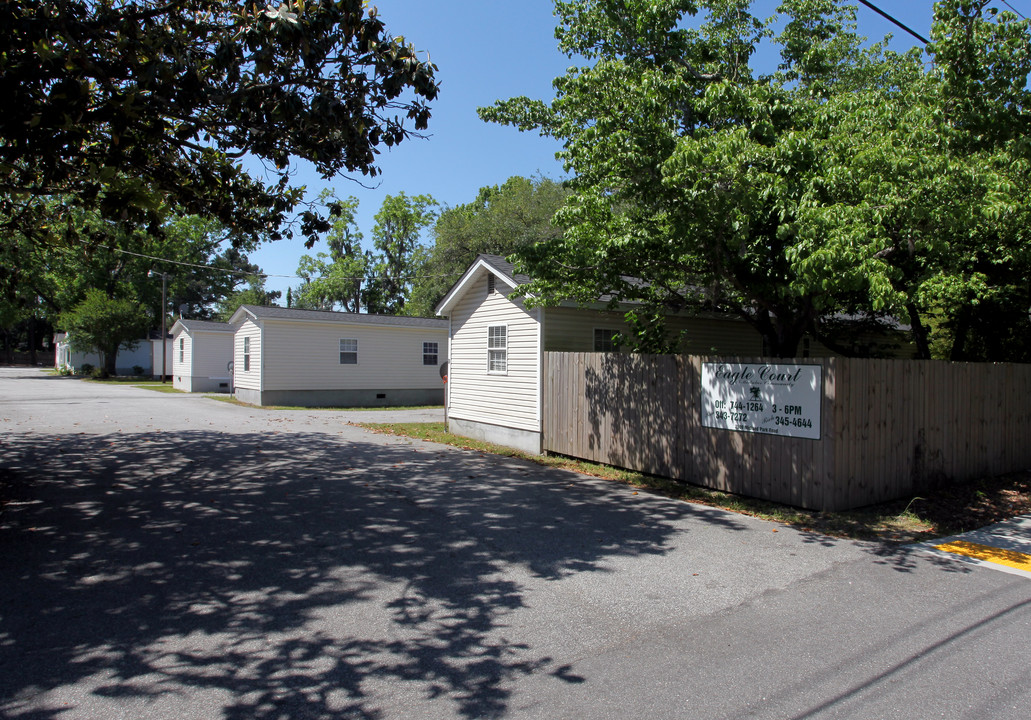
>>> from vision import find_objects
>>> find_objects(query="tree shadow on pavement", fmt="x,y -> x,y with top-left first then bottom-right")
0,429 -> 742,719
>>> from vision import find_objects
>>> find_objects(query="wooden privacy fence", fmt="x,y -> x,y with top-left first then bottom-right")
543,353 -> 1031,511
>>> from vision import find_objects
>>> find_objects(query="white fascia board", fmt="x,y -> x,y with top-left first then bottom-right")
435,257 -> 521,316
227,305 -> 258,326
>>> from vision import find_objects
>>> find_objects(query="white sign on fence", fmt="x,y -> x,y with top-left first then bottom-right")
701,362 -> 823,440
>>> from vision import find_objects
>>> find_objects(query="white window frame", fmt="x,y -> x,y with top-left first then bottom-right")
243,336 -> 251,372
487,324 -> 508,374
179,337 -> 185,363
423,341 -> 439,366
593,327 -> 620,353
339,338 -> 358,365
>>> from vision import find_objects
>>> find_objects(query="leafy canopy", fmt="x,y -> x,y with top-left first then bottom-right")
407,176 -> 569,318
59,288 -> 151,375
480,0 -> 1031,359
1,0 -> 439,249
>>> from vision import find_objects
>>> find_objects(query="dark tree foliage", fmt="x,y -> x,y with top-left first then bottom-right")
0,0 -> 439,249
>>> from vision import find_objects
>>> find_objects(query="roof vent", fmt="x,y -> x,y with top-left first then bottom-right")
487,273 -> 496,295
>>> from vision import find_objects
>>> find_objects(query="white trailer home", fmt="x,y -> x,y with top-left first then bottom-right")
434,254 -> 914,454
54,332 -> 155,376
170,319 -> 235,392
228,305 -> 449,407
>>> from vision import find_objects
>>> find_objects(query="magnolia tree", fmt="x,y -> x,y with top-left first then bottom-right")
481,0 -> 1031,359
1,0 -> 439,250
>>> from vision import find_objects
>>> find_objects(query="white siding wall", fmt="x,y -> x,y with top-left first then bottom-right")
449,274 -> 540,432
174,331 -> 192,376
151,338 -> 173,379
171,329 -> 191,391
234,319 -> 263,391
259,319 -> 446,391
669,315 -> 764,356
543,307 -> 632,351
194,331 -> 234,378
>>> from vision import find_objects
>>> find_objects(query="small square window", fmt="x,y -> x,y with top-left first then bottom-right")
594,328 -> 619,352
488,325 -> 507,373
339,338 -> 358,365
423,341 -> 439,366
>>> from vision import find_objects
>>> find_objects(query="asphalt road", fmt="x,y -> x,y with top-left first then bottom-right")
1,367 -> 1029,719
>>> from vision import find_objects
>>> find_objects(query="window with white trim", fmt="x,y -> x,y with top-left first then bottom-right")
487,325 -> 507,373
423,341 -> 439,366
339,338 -> 358,365
593,328 -> 620,352
243,336 -> 251,372
179,337 -> 185,363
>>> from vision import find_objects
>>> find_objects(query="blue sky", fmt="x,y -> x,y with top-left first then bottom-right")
248,1 -> 1009,300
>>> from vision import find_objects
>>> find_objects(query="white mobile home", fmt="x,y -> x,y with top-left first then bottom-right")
434,254 -> 914,454
54,332 -> 155,376
170,319 -> 235,392
228,305 -> 449,407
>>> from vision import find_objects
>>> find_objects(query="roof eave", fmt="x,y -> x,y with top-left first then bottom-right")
435,256 -> 522,316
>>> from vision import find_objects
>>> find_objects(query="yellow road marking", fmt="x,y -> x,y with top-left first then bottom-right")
934,540 -> 1031,573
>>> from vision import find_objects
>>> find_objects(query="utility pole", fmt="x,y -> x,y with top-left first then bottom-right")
149,270 -> 168,383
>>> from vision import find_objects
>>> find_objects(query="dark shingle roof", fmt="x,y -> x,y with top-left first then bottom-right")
478,254 -> 531,285
177,319 -> 234,333
239,305 -> 447,329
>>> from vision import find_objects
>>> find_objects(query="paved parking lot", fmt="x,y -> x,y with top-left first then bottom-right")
2,367 -> 1029,719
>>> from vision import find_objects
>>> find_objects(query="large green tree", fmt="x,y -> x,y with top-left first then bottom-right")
480,0 -> 1031,359
59,289 -> 151,375
294,194 -> 371,312
1,0 -> 439,250
792,2 -> 1031,361
406,176 -> 569,317
214,275 -> 283,321
2,202 -> 265,366
364,192 -> 438,314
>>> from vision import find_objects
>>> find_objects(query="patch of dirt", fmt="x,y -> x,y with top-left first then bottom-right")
906,470 -> 1031,537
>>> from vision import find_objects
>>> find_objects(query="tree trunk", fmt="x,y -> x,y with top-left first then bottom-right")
27,316 -> 38,366
906,302 -> 932,359
949,305 -> 971,361
104,347 -> 118,376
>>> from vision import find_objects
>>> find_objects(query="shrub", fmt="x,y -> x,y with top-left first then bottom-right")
79,363 -> 94,376
132,365 -> 144,376
90,366 -> 109,379
58,366 -> 73,376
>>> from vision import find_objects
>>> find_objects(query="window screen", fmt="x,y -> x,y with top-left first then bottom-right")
339,338 -> 358,365
488,325 -> 507,373
594,328 -> 619,352
423,342 -> 438,366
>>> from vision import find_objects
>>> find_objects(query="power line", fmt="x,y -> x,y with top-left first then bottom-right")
856,0 -> 930,44
999,1 -> 1027,20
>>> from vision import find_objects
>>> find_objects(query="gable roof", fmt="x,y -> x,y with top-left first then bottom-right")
435,254 -> 530,316
229,304 -> 448,330
171,319 -> 234,335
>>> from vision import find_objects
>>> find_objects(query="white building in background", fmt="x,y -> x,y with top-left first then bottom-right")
54,332 -> 158,376
170,319 -> 235,393
228,305 -> 448,407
